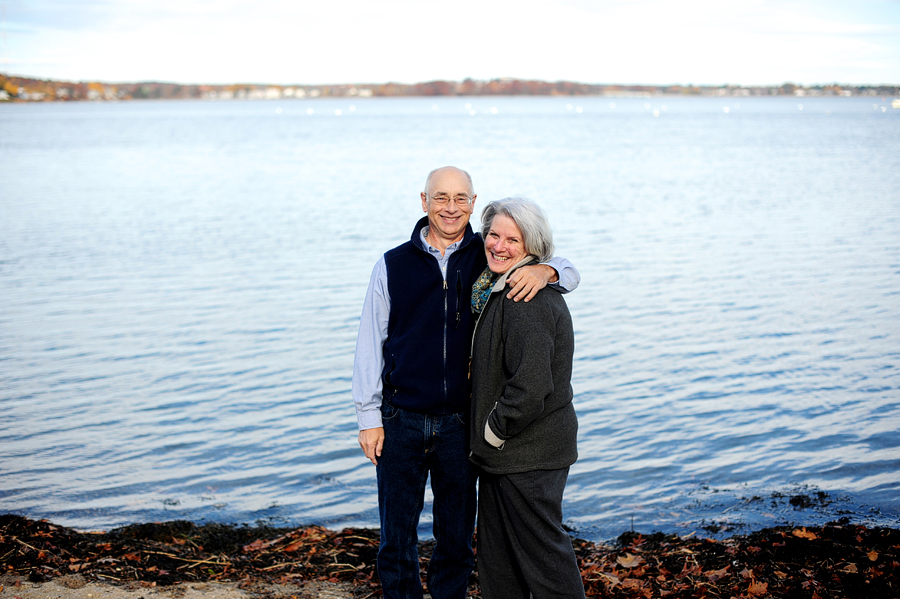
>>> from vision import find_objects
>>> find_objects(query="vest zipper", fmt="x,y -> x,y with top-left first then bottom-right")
443,279 -> 448,402
455,271 -> 462,329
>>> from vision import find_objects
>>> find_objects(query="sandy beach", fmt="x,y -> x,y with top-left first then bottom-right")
0,575 -> 356,599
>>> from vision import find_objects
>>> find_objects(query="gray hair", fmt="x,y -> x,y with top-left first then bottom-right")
480,197 -> 554,262
424,166 -> 474,196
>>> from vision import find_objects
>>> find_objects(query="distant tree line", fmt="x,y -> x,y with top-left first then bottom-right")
2,73 -> 898,102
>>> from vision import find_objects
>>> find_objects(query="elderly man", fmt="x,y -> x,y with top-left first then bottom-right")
352,166 -> 579,599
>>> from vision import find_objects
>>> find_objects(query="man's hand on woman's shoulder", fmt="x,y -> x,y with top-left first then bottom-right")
506,264 -> 558,302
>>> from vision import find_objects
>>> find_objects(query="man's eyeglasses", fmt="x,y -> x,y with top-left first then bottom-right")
430,194 -> 473,207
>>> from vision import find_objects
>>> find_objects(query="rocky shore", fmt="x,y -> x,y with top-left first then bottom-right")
1,514 -> 897,598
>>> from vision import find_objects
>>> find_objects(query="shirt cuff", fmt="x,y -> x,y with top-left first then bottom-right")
484,420 -> 505,449
357,409 -> 383,430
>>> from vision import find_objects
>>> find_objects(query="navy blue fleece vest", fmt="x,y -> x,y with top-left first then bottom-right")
381,217 -> 487,415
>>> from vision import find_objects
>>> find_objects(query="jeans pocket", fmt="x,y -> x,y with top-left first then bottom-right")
381,399 -> 400,421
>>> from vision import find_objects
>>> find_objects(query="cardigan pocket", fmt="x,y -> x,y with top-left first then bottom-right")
484,402 -> 505,450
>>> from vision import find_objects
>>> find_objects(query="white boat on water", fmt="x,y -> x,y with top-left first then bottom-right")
893,98 -> 900,109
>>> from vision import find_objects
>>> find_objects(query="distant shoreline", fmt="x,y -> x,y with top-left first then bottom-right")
2,72 -> 899,103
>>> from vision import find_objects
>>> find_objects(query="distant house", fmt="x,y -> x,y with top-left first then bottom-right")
16,88 -> 46,101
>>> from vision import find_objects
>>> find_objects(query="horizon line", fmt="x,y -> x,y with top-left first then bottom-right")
3,72 -> 898,90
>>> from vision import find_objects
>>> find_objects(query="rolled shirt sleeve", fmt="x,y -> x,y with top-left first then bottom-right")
543,255 -> 580,293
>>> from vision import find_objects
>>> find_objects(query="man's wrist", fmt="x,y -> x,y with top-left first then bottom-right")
545,264 -> 559,284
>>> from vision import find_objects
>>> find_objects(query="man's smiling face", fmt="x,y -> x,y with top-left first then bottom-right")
420,167 -> 476,247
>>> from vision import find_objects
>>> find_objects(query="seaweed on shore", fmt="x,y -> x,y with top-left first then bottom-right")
575,523 -> 899,598
0,515 -> 382,596
1,514 -> 898,598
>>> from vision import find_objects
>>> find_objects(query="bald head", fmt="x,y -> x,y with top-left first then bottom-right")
424,166 -> 474,197
420,166 -> 477,252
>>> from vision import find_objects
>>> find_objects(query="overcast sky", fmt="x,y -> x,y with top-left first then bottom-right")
2,0 -> 899,86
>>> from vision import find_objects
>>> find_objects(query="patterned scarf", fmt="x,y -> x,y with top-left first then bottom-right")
471,267 -> 499,314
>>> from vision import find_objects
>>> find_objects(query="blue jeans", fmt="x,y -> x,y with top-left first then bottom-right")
376,401 -> 477,599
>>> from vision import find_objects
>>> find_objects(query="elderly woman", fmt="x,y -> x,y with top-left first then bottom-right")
469,197 -> 584,599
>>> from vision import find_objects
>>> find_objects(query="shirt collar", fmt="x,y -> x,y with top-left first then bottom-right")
420,226 -> 461,255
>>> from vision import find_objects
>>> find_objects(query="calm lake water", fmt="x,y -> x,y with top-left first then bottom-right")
1,95 -> 898,542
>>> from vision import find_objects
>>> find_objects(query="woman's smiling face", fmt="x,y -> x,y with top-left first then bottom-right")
484,214 -> 526,275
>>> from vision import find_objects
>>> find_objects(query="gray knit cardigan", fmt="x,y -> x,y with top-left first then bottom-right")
468,262 -> 578,474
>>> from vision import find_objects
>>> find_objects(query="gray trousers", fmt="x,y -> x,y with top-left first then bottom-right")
476,467 -> 585,599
